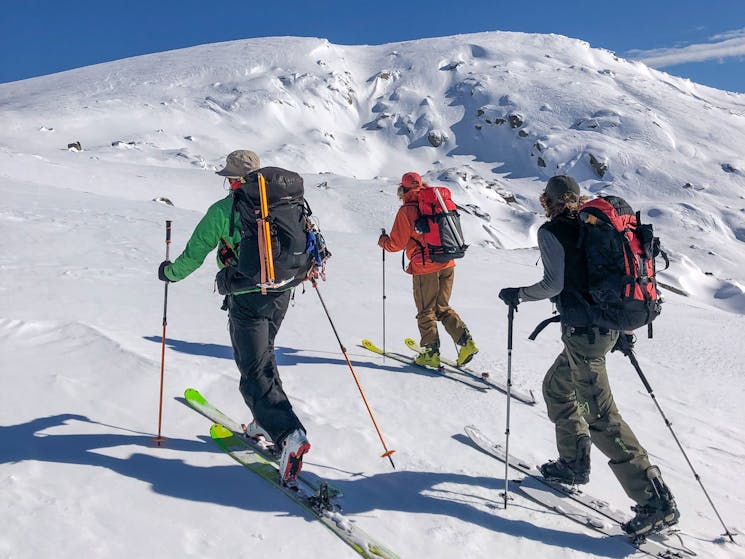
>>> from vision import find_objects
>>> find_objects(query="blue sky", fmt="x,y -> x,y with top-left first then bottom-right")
1,0 -> 744,93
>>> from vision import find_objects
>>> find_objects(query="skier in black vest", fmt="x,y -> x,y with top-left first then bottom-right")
158,150 -> 310,486
498,175 -> 679,536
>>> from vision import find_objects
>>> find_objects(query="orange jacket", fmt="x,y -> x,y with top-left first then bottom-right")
378,187 -> 455,275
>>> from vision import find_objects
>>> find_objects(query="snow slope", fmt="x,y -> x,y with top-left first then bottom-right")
1,32 -> 744,559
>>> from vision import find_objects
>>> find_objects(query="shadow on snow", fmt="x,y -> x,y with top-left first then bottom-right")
142,335 -> 475,380
2,413 -> 632,558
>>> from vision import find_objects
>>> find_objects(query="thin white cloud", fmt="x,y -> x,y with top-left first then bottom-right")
710,28 -> 745,41
629,27 -> 745,68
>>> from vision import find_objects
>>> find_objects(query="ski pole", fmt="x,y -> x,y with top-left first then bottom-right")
311,278 -> 396,469
381,228 -> 387,358
624,346 -> 735,542
155,220 -> 172,446
503,303 -> 516,508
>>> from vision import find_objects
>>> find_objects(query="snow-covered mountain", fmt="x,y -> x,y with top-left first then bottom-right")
1,32 -> 744,559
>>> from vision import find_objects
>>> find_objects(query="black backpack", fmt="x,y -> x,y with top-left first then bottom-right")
569,195 -> 667,331
216,167 -> 329,295
531,195 -> 668,340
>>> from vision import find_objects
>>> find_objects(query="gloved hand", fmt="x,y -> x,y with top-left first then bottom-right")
158,260 -> 173,282
498,287 -> 521,309
378,233 -> 390,248
611,332 -> 636,356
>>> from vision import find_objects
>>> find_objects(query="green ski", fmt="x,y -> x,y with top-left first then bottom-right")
210,423 -> 401,559
183,387 -> 339,496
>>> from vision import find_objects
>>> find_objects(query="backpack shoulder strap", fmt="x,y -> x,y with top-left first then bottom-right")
229,193 -> 237,237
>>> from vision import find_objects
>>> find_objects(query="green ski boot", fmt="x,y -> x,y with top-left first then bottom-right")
415,343 -> 441,368
456,331 -> 479,366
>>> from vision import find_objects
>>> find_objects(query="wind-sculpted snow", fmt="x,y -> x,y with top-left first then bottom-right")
1,32 -> 744,295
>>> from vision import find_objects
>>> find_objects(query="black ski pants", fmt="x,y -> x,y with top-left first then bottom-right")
228,290 -> 304,445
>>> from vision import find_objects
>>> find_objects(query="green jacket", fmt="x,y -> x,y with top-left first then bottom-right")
164,194 -> 241,282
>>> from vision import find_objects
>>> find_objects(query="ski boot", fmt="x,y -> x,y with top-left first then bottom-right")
243,420 -> 272,442
415,342 -> 441,368
279,429 -> 311,486
456,330 -> 479,366
622,466 -> 680,536
539,435 -> 591,485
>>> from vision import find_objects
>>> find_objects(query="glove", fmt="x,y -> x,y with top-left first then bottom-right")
498,287 -> 521,309
158,260 -> 173,282
378,233 -> 390,248
611,332 -> 636,356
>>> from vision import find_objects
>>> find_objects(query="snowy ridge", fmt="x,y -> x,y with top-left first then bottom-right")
2,33 -> 744,312
1,32 -> 744,559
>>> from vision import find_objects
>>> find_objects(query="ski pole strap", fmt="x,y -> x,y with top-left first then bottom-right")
229,195 -> 237,237
528,315 -> 561,340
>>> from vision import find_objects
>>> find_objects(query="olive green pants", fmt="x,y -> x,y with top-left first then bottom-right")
543,327 -> 654,505
412,267 -> 466,348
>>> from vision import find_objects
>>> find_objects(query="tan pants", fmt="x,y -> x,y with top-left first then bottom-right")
412,267 -> 466,347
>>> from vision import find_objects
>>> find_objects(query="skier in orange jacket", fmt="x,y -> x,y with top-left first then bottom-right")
378,172 -> 478,368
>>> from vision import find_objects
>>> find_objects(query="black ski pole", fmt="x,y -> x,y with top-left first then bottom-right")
155,220 -> 172,446
625,347 -> 735,542
381,228 -> 387,359
503,303 -> 516,508
311,278 -> 396,469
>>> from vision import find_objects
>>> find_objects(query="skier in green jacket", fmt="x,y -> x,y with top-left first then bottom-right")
158,150 -> 310,486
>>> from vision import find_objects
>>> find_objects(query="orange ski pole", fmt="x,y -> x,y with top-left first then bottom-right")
311,278 -> 396,468
154,220 -> 171,446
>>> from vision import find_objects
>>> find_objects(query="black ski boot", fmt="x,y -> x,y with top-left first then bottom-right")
622,466 -> 680,536
539,435 -> 591,485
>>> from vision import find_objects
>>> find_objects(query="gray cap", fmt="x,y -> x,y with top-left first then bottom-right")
544,175 -> 580,203
215,150 -> 260,177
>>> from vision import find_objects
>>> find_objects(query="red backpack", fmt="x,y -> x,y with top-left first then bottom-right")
413,186 -> 468,263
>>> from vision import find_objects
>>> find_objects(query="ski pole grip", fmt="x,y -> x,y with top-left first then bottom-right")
165,220 -> 172,243
380,228 -> 386,235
